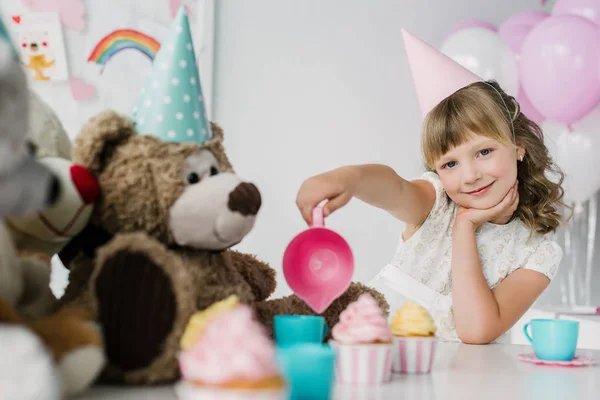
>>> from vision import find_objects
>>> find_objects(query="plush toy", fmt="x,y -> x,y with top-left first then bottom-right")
0,152 -> 106,399
0,19 -> 105,396
0,323 -> 61,400
4,156 -> 99,318
56,7 -> 388,385
0,38 -> 59,218
0,297 -> 104,398
26,88 -> 72,160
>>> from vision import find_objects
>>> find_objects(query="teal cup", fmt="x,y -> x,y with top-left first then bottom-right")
274,315 -> 328,347
523,319 -> 579,361
276,343 -> 335,400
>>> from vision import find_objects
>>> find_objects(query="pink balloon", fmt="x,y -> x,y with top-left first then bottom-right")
498,10 -> 550,55
520,15 -> 600,125
445,19 -> 496,40
516,88 -> 544,124
553,0 -> 600,25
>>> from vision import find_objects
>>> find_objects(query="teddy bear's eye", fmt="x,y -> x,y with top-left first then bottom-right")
210,166 -> 219,176
187,172 -> 200,184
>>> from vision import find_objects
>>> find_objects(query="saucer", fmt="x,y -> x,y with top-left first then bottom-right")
518,353 -> 596,367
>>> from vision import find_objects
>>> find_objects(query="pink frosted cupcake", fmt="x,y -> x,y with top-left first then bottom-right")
329,293 -> 394,385
176,304 -> 287,400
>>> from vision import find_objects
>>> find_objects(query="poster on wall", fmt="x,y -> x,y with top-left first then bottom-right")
10,12 -> 69,81
80,6 -> 167,112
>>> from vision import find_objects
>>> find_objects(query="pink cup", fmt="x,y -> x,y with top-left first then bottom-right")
283,206 -> 354,314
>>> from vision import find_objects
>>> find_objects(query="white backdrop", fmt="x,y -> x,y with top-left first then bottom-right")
0,0 -> 562,304
213,0 -> 555,298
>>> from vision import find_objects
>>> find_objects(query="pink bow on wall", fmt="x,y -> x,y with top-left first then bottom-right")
169,0 -> 196,19
69,76 -> 96,102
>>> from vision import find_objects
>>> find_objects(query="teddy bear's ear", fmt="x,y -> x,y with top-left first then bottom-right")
208,122 -> 234,172
74,111 -> 135,175
210,121 -> 224,141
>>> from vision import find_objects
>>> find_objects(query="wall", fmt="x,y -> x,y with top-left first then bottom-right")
4,0 -> 581,314
0,0 -> 213,138
0,0 -> 214,296
212,0 -> 555,298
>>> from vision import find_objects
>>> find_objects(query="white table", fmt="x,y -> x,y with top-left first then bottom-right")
80,342 -> 600,400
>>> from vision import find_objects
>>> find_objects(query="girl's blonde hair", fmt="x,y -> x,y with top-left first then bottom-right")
421,80 -> 567,235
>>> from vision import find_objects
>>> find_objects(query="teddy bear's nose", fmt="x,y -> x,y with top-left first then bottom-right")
70,164 -> 100,204
228,182 -> 261,216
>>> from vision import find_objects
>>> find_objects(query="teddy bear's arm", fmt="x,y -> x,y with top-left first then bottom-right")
254,282 -> 389,340
225,250 -> 276,301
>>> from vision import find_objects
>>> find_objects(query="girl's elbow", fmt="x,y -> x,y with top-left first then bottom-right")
457,328 -> 496,345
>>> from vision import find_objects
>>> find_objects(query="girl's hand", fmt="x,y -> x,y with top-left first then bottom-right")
296,166 -> 360,225
455,180 -> 519,230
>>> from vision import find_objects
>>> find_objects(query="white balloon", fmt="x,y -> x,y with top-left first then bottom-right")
440,27 -> 519,97
543,107 -> 600,204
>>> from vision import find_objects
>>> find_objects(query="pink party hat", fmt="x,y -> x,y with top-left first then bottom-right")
402,28 -> 482,118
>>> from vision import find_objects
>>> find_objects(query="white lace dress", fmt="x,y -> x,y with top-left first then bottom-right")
369,171 -> 562,342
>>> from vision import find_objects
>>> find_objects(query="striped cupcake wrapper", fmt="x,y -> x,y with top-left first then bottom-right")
392,336 -> 436,374
329,341 -> 393,385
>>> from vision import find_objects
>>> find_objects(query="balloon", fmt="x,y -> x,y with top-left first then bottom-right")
440,28 -> 519,97
517,88 -> 545,124
498,10 -> 550,57
553,0 -> 600,25
543,107 -> 600,203
445,19 -> 496,40
520,15 -> 600,125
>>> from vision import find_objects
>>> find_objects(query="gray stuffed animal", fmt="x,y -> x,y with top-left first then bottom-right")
0,17 -> 65,400
0,32 -> 59,217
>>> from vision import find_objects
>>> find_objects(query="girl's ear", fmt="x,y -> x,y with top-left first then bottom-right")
516,144 -> 526,161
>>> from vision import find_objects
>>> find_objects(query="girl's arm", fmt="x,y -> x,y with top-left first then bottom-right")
296,164 -> 435,226
451,219 -> 550,344
451,181 -> 550,344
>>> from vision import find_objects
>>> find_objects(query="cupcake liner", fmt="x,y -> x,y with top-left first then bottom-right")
392,336 -> 436,374
329,341 -> 393,385
175,381 -> 287,400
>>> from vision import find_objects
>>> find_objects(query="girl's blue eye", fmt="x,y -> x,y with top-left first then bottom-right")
444,161 -> 456,169
479,148 -> 492,156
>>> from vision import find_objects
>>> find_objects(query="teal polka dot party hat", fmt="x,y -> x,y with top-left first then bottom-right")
133,6 -> 211,144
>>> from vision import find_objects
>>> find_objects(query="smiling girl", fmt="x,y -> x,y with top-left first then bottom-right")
295,31 -> 567,344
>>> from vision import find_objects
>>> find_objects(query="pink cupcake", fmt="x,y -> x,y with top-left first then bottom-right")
329,293 -> 394,385
176,304 -> 286,400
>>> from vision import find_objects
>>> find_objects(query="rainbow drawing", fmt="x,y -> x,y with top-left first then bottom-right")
88,29 -> 160,67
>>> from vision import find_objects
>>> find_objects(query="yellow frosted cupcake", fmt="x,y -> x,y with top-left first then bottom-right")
391,301 -> 436,337
180,295 -> 240,350
391,301 -> 437,374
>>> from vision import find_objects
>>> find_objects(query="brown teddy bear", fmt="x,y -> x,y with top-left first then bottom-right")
57,110 -> 388,385
56,6 -> 387,385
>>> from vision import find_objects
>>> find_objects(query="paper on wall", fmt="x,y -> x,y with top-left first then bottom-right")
10,12 -> 69,81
